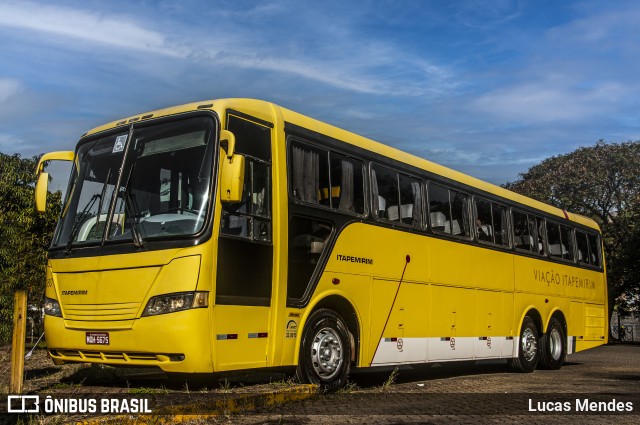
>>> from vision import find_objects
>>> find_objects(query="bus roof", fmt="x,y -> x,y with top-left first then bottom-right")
84,98 -> 600,231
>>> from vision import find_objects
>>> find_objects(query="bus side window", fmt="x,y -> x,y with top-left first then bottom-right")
547,221 -> 565,259
329,153 -> 365,214
428,183 -> 469,237
587,233 -> 601,267
291,143 -> 327,205
474,198 -> 508,246
398,174 -> 422,227
513,210 -> 532,251
450,190 -> 470,237
576,231 -> 590,264
428,183 -> 450,232
492,203 -> 509,246
534,216 -> 546,255
371,165 -> 399,221
221,115 -> 272,242
291,141 -> 364,216
560,224 -> 575,260
547,220 -> 574,260
475,198 -> 493,242
287,216 -> 332,301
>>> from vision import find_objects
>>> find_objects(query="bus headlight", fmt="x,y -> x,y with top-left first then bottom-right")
142,291 -> 208,317
44,297 -> 62,317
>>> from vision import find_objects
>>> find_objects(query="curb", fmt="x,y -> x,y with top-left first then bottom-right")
79,384 -> 318,424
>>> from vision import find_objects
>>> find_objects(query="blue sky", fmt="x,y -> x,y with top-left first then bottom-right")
1,0 -> 640,188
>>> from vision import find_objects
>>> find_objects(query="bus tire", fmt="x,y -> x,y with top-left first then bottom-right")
539,317 -> 566,370
508,316 -> 539,373
295,308 -> 351,392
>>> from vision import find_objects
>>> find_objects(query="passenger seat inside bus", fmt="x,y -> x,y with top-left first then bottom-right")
549,243 -> 568,257
386,204 -> 413,223
430,212 -> 446,231
445,220 -> 461,235
514,235 -> 534,250
377,196 -> 387,217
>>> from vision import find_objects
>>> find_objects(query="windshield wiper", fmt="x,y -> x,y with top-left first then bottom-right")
66,168 -> 112,252
65,193 -> 100,253
122,164 -> 145,248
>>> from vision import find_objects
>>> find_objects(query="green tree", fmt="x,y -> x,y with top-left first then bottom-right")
0,152 -> 61,342
504,141 -> 640,332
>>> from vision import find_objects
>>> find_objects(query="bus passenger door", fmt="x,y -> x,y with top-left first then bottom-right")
214,113 -> 274,371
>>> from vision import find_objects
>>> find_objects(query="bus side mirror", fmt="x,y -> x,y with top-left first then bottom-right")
35,151 -> 75,214
219,130 -> 245,203
35,172 -> 50,213
220,130 -> 236,158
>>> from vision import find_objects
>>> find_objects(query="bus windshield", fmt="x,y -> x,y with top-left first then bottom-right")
52,115 -> 216,248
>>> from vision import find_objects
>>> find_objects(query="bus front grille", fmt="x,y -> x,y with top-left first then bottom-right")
63,302 -> 141,321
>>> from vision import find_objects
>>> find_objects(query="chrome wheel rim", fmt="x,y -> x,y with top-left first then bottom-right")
521,327 -> 538,362
549,327 -> 563,361
310,327 -> 343,380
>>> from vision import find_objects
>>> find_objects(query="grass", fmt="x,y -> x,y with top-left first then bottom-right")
337,380 -> 360,393
218,378 -> 233,393
128,385 -> 170,395
379,367 -> 399,392
269,376 -> 296,387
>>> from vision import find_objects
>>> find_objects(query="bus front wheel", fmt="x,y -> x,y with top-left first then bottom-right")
539,317 -> 566,370
509,316 -> 539,373
295,308 -> 351,392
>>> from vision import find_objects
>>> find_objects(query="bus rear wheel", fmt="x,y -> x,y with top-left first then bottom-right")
509,316 -> 539,373
539,317 -> 566,370
295,308 -> 351,392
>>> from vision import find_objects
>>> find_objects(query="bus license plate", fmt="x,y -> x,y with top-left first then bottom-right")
86,332 -> 109,345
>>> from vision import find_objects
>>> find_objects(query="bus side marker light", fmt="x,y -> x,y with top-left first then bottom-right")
217,334 -> 238,340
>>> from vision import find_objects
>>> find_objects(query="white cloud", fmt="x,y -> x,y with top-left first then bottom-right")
204,39 -> 455,97
0,1 -> 187,57
547,3 -> 640,45
453,0 -> 523,29
471,82 -> 627,123
417,145 -> 546,168
0,78 -> 23,103
0,1 -> 458,97
0,133 -> 32,153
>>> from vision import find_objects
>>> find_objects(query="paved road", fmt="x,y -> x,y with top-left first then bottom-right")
227,343 -> 640,424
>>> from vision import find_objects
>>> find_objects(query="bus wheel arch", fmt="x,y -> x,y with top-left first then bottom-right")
539,311 -> 567,370
509,309 -> 543,373
295,296 -> 359,391
311,295 -> 360,364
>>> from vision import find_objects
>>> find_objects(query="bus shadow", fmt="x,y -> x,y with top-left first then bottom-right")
57,365 -> 170,389
47,358 -> 593,393
350,360 -> 513,388
24,366 -> 61,380
56,365 -> 293,392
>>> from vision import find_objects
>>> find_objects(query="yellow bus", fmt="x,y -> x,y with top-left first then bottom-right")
36,98 -> 607,390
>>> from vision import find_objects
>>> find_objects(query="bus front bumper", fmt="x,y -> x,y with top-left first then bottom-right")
44,308 -> 213,373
